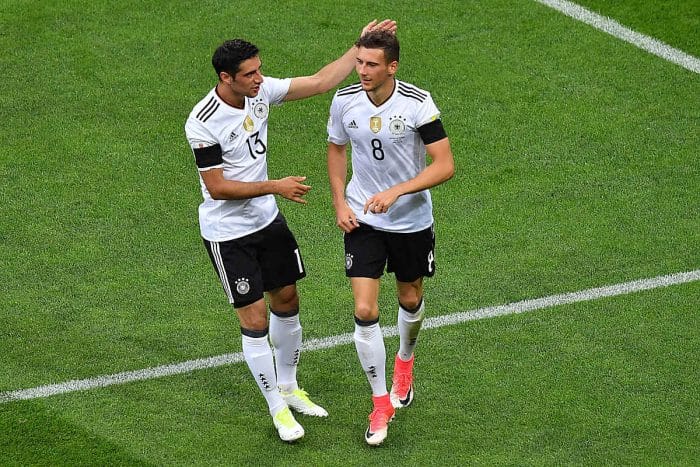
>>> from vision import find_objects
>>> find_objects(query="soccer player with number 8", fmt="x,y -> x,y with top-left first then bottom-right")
326,30 -> 455,446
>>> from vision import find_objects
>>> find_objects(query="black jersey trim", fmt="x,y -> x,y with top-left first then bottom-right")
200,102 -> 220,122
417,119 -> 447,145
337,82 -> 363,96
398,89 -> 426,102
398,82 -> 427,98
196,96 -> 220,122
398,83 -> 427,102
397,90 -> 425,102
193,143 -> 224,168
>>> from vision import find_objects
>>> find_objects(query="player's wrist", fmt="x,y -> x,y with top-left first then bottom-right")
331,196 -> 348,209
269,179 -> 281,196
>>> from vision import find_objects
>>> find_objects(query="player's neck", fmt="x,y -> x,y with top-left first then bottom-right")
367,78 -> 395,107
215,83 -> 245,109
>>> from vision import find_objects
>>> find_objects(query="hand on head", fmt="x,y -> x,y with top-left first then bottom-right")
361,19 -> 397,37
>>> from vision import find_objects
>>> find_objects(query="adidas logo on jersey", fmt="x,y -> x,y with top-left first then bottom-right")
347,120 -> 358,129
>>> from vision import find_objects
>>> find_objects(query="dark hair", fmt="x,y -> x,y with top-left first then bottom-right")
355,30 -> 399,63
212,39 -> 259,77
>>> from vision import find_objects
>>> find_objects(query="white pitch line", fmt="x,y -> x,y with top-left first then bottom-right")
1,269 -> 698,404
534,0 -> 700,74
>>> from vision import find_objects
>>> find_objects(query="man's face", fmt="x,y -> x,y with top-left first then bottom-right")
224,55 -> 264,97
356,47 -> 396,92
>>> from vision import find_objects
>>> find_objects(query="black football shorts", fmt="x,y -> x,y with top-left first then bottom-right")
203,213 -> 306,308
343,222 -> 435,283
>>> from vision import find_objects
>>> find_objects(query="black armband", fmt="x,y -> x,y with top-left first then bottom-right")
417,119 -> 447,145
192,143 -> 223,169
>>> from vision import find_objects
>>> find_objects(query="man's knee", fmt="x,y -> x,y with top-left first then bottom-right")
398,296 -> 422,312
268,284 -> 299,312
354,301 -> 379,321
236,299 -> 269,332
397,280 -> 424,311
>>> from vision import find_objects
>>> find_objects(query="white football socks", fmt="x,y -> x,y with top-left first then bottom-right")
397,299 -> 425,361
241,333 -> 286,415
353,320 -> 388,396
269,311 -> 302,393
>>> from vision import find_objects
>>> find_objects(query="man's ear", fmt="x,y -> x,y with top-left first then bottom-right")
388,61 -> 399,76
219,71 -> 233,83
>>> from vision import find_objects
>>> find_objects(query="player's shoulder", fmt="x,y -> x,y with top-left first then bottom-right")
396,80 -> 431,104
187,88 -> 222,125
260,75 -> 288,93
334,82 -> 364,99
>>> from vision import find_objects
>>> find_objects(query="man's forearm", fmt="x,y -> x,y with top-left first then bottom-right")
313,46 -> 358,94
327,147 -> 349,208
205,178 -> 279,201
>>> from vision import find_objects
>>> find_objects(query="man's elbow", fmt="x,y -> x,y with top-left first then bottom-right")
208,189 -> 226,200
316,80 -> 333,95
206,184 -> 228,200
442,160 -> 455,183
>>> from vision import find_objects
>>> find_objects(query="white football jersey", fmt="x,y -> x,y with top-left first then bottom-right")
327,79 -> 440,233
185,77 -> 291,241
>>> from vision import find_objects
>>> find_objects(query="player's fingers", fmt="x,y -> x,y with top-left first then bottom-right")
337,218 -> 350,233
362,19 -> 377,35
377,20 -> 396,33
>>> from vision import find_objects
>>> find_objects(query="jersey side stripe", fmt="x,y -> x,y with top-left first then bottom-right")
196,96 -> 217,120
398,83 -> 427,98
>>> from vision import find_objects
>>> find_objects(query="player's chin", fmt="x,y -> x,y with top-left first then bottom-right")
249,87 -> 260,96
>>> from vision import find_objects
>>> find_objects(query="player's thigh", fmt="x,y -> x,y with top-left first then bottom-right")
203,237 -> 264,308
258,213 -> 306,291
343,223 -> 387,279
386,225 -> 435,283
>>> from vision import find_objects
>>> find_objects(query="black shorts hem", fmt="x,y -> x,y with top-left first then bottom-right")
263,275 -> 305,293
232,294 -> 264,309
344,271 -> 383,279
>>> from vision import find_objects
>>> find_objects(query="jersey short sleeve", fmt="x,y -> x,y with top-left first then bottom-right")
415,92 -> 441,128
327,93 -> 350,145
263,77 -> 292,105
185,117 -> 224,170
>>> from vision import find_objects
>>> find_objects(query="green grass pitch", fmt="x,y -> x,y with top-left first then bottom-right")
1,0 -> 698,464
